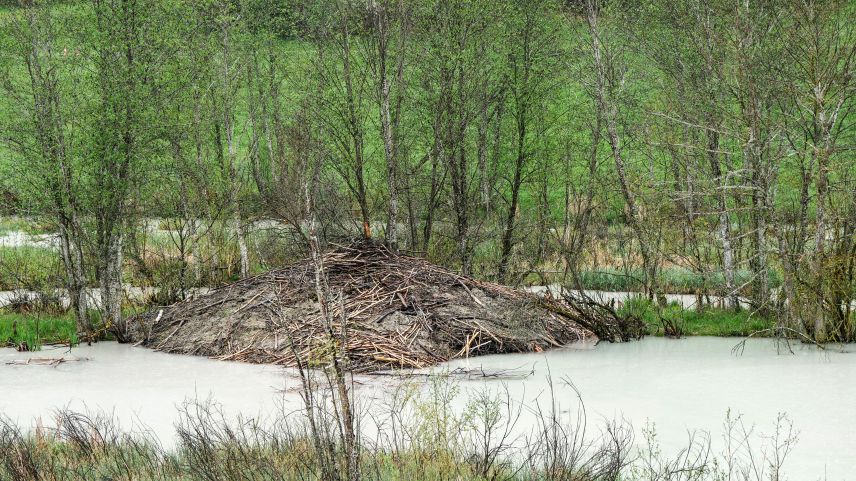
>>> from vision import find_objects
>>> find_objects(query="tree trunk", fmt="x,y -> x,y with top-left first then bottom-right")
340,19 -> 371,239
707,129 -> 739,311
380,70 -> 398,248
100,231 -> 125,341
746,121 -> 771,314
58,219 -> 90,334
221,18 -> 249,279
497,117 -> 526,283
735,0 -> 771,315
302,135 -> 359,481
422,149 -> 441,252
477,93 -> 490,210
586,1 -> 658,300
234,208 -> 250,278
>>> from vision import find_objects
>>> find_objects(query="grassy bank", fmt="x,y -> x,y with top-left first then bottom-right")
620,298 -> 774,337
0,216 -> 54,236
0,311 -> 78,349
0,245 -> 63,291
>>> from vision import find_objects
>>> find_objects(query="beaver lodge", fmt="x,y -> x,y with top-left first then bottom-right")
128,241 -> 642,372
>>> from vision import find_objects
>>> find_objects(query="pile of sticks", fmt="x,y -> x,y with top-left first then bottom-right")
131,240 -> 615,372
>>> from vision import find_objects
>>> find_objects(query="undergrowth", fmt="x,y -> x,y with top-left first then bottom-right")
619,298 -> 775,337
548,267 -> 783,296
0,380 -> 800,481
0,311 -> 78,349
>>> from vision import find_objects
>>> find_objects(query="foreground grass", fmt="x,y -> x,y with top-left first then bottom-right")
0,311 -> 78,348
620,298 -> 774,337
0,388 -> 802,481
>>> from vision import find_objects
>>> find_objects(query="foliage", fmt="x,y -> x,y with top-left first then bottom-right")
0,0 -> 852,342
620,297 -> 775,337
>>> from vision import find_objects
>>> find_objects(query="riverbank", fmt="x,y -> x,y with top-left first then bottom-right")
618,298 -> 774,337
0,407 -> 803,481
0,312 -> 79,349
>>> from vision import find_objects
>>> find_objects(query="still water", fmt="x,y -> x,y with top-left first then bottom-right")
2,337 -> 854,479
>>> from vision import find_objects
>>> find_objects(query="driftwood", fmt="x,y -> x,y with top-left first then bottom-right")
5,357 -> 87,366
128,240 -> 624,372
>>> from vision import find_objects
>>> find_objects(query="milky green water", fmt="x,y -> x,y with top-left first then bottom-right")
2,337 -> 853,479
445,337 -> 856,480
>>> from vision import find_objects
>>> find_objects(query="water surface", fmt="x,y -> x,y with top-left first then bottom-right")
446,337 -> 856,480
2,337 -> 853,479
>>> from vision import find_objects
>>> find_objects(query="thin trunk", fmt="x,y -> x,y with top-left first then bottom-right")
58,219 -> 90,333
221,18 -> 249,278
707,129 -> 739,311
498,117 -> 526,283
454,65 -> 471,275
341,20 -> 370,239
380,59 -> 397,248
303,140 -> 358,481
811,113 -> 833,338
372,1 -> 403,249
586,0 -> 657,300
696,1 -> 739,311
234,209 -> 250,278
422,149 -> 441,252
476,79 -> 490,210
736,0 -> 771,314
100,231 -> 124,341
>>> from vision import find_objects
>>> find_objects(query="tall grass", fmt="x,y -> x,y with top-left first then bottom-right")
619,298 -> 774,337
0,311 -> 78,349
0,376 -> 802,481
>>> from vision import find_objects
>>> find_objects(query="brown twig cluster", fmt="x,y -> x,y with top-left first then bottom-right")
128,240 -> 614,372
558,292 -> 646,342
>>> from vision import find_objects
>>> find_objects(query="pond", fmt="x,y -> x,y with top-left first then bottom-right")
2,337 -> 854,479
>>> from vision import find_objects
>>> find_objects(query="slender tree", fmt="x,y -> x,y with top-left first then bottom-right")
1,2 -> 91,334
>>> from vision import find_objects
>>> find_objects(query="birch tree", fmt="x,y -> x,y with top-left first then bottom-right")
1,2 -> 91,334
365,0 -> 408,248
781,0 -> 855,339
89,0 -> 167,340
584,0 -> 660,300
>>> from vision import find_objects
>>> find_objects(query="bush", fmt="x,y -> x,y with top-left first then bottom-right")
0,246 -> 64,291
619,297 -> 774,337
